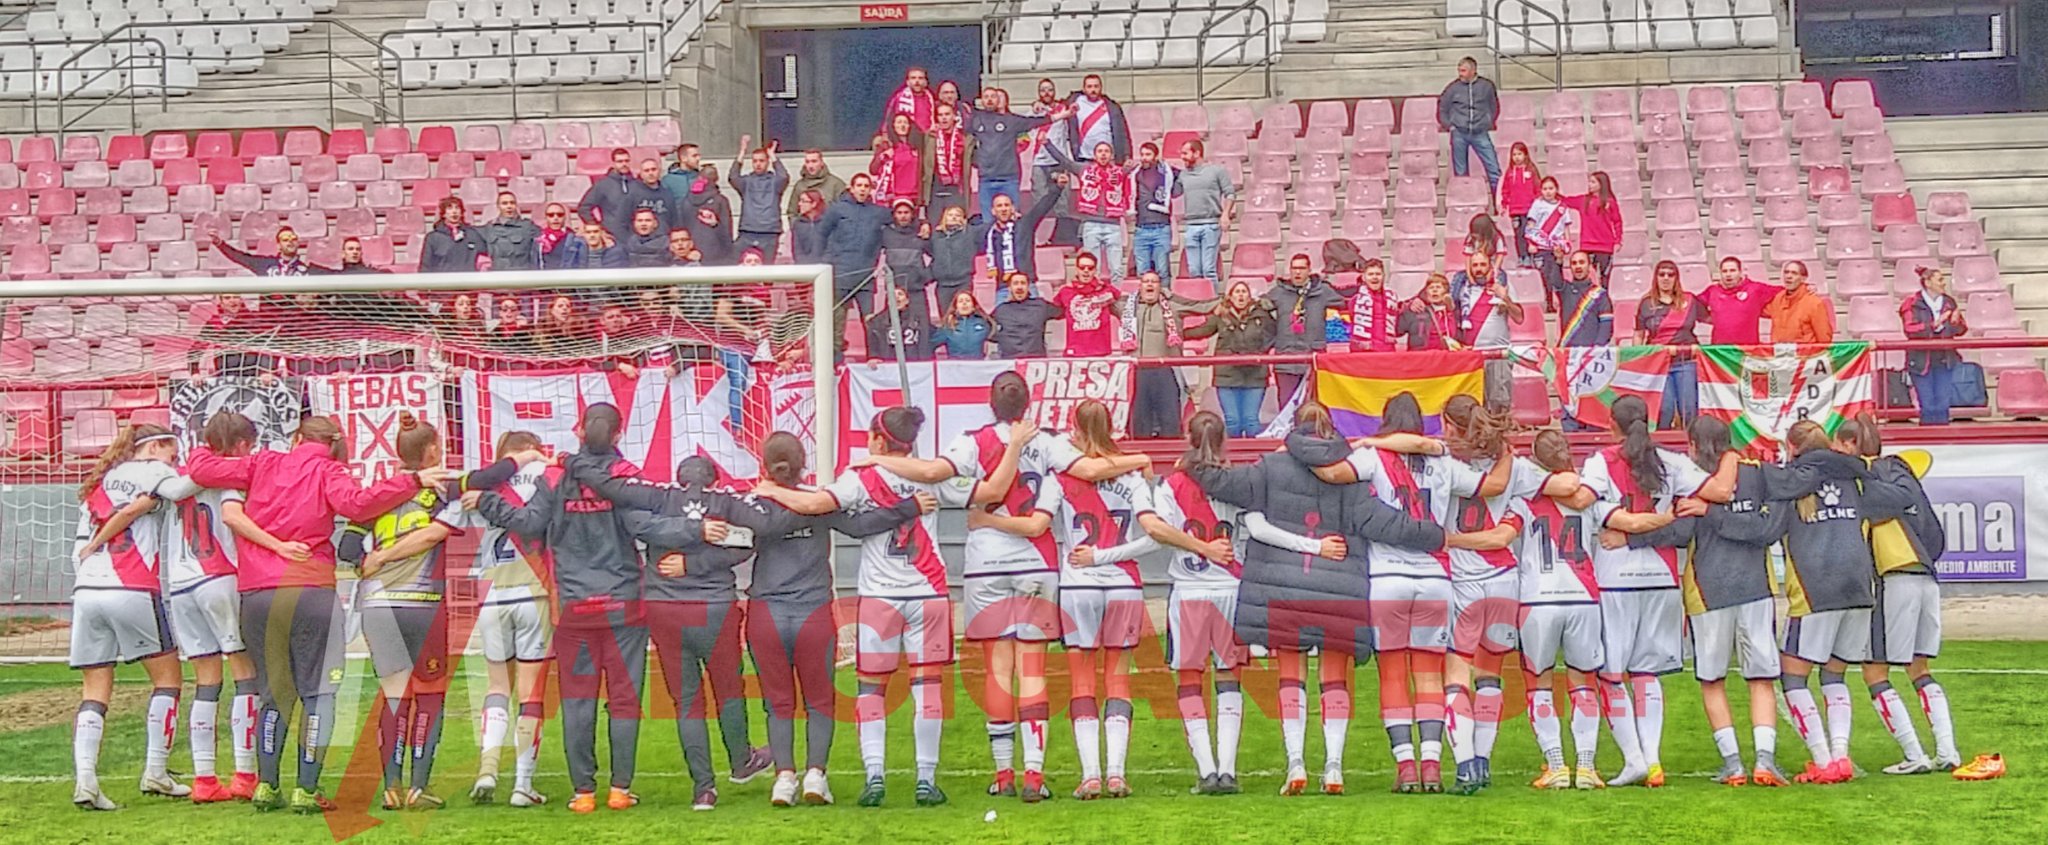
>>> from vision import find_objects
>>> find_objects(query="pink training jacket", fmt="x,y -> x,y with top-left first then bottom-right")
1565,193 -> 1625,254
187,442 -> 424,591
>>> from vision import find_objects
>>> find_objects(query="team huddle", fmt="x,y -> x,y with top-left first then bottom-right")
62,376 -> 1999,816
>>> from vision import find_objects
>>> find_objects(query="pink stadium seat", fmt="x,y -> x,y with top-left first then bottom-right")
1340,208 -> 1384,243
106,242 -> 150,274
1841,107 -> 1885,138
1825,225 -> 1875,262
190,211 -> 230,243
1296,181 -> 1337,213
1701,168 -> 1746,201
1950,255 -> 2001,294
1244,183 -> 1284,214
327,128 -> 368,159
507,122 -> 547,153
411,179 -> 452,213
417,126 -> 457,158
1591,116 -> 1634,147
17,137 -> 55,165
112,159 -> 156,190
1393,207 -> 1433,238
639,119 -> 682,148
480,151 -> 522,179
1708,196 -> 1754,231
1663,228 -> 1706,264
36,188 -> 78,222
509,176 -> 547,210
2,404 -> 54,456
1609,264 -> 1650,300
1923,191 -> 1972,227
1687,85 -> 1731,116
372,126 -> 412,159
1645,141 -> 1688,174
1881,224 -> 1930,260
573,148 -> 611,177
1939,222 -> 1987,259
187,132 -> 233,163
48,215 -> 88,245
0,189 -> 24,218
1390,238 -> 1435,273
268,183 -> 310,212
461,125 -> 503,153
237,211 -> 283,246
1398,148 -> 1438,179
1733,83 -> 1777,115
314,181 -> 357,211
96,214 -> 137,249
1650,169 -> 1694,202
248,155 -> 291,187
1845,295 -> 1895,337
1831,79 -> 1876,115
0,216 -> 34,248
54,243 -> 100,276
1972,329 -> 2034,376
1503,268 -> 1545,304
203,157 -> 244,190
1782,81 -> 1825,113
1816,194 -> 1860,229
7,244 -> 52,278
1510,375 -> 1552,427
435,151 -> 477,180
358,235 -> 394,267
1393,177 -> 1436,210
1800,136 -> 1844,168
597,120 -> 638,148
282,128 -> 325,160
1591,88 -> 1633,119
149,133 -> 190,163
1250,154 -> 1290,186
525,149 -> 568,180
1239,212 -> 1282,245
1869,192 -> 1917,230
1698,140 -> 1739,171
1807,166 -> 1850,198
23,162 -> 60,192
1306,100 -> 1348,132
1595,143 -> 1635,176
153,242 -> 199,274
1498,92 -> 1537,127
1639,86 -> 1680,118
66,409 -> 118,455
139,213 -> 184,244
67,161 -> 111,190
1751,165 -> 1797,200
221,183 -> 263,215
1788,108 -> 1833,142
1655,198 -> 1701,232
1693,112 -> 1736,144
1831,258 -> 1883,297
1230,243 -> 1275,279
81,187 -> 123,216
335,206 -> 376,238
388,153 -> 431,182
238,131 -> 279,165
1850,133 -> 1894,168
104,135 -> 146,167
1770,225 -> 1819,264
457,177 -> 497,209
1966,291 -> 2021,330
173,183 -> 214,216
1995,370 -> 2048,419
1860,162 -> 1906,196
1717,227 -> 1763,266
342,153 -> 383,183
1643,112 -> 1684,143
550,123 -> 593,150
1741,110 -> 1783,142
60,135 -> 101,165
129,185 -> 170,216
550,175 -> 591,206
1343,178 -> 1386,211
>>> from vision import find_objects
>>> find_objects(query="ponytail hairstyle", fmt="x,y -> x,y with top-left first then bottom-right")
200,411 -> 258,456
760,431 -> 807,487
495,429 -> 543,459
1071,399 -> 1122,458
1180,410 -> 1227,471
79,423 -> 174,501
1293,402 -> 1337,439
989,371 -> 1031,423
394,410 -> 441,471
1837,411 -> 1882,457
1381,392 -> 1428,474
1442,393 -> 1510,460
1785,419 -> 1830,457
295,416 -> 348,462
1531,429 -> 1575,474
1685,414 -> 1733,473
1610,395 -> 1663,497
872,406 -> 926,455
580,402 -> 623,453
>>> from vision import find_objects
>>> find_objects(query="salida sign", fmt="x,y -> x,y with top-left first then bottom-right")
307,372 -> 445,481
858,3 -> 908,22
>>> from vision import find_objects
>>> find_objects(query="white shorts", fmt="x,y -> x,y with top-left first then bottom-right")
69,589 -> 173,668
1451,575 -> 1520,657
962,571 -> 1061,642
1688,597 -> 1778,682
1518,603 -> 1603,674
1782,607 -> 1872,666
1370,575 -> 1452,653
856,595 -> 954,675
1059,587 -> 1147,650
476,599 -> 554,663
1597,588 -> 1683,677
168,575 -> 244,659
1167,586 -> 1245,671
1873,572 -> 1941,665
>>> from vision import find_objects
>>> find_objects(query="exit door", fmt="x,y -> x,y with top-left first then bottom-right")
760,26 -> 983,151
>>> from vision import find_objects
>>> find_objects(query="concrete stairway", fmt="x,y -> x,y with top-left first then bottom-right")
1889,112 -> 2048,333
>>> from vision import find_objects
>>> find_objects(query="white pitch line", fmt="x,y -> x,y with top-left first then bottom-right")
0,767 -> 1736,786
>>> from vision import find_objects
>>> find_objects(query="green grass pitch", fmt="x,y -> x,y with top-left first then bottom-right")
0,640 -> 2041,844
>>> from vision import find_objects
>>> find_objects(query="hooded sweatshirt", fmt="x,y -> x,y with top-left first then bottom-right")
477,449 -> 645,626
577,171 -> 642,242
185,443 -> 424,591
622,229 -> 670,268
928,221 -> 979,289
683,186 -> 736,265
729,159 -> 791,235
478,215 -> 542,271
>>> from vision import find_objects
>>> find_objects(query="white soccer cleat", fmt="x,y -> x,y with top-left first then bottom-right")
469,774 -> 497,804
801,768 -> 834,805
508,787 -> 547,808
1883,757 -> 1937,775
74,785 -> 120,811
771,770 -> 801,807
1606,764 -> 1648,787
139,774 -> 190,798
1279,764 -> 1308,796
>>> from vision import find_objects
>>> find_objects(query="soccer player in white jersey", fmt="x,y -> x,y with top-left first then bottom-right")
1312,393 -> 1512,793
66,424 -> 200,809
857,372 -> 1148,801
1512,430 -> 1663,789
756,405 -> 955,808
447,431 -> 555,807
1085,410 -> 1329,795
1577,395 -> 1735,787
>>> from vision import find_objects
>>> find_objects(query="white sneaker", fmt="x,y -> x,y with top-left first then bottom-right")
1607,764 -> 1649,787
801,768 -> 833,805
1935,753 -> 1964,771
1320,763 -> 1345,795
770,770 -> 800,807
139,773 -> 190,798
508,786 -> 547,807
469,774 -> 497,804
74,784 -> 119,810
1883,757 -> 1936,775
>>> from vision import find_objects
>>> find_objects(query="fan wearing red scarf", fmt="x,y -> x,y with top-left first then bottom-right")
878,67 -> 937,134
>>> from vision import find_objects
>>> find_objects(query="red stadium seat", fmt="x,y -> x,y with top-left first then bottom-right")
1230,243 -> 1275,279
417,125 -> 457,158
238,130 -> 280,165
327,128 -> 368,159
3,407 -> 54,457
283,128 -> 326,160
373,126 -> 413,159
1510,375 -> 1553,427
1995,370 -> 2048,419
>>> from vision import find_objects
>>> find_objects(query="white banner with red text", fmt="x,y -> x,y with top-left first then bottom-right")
306,372 -> 445,482
836,358 -> 1134,470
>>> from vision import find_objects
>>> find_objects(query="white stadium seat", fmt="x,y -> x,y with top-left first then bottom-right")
1694,0 -> 1739,49
1651,0 -> 1694,50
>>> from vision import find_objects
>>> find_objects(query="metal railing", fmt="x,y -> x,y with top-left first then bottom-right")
1490,0 -> 1566,91
978,1 -> 1275,101
375,21 -> 668,122
1485,0 -> 1803,90
1194,0 -> 1276,102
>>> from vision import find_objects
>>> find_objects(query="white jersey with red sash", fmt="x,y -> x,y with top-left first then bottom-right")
941,425 -> 1084,576
1524,197 -> 1575,252
1448,456 -> 1550,582
443,459 -> 553,605
1156,472 -> 1242,587
74,460 -> 183,592
1581,445 -> 1711,590
1513,492 -> 1617,605
828,465 -> 953,598
1345,446 -> 1485,579
1053,470 -> 1156,589
167,486 -> 242,592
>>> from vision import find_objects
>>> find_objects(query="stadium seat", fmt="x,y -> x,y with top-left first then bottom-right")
1816,195 -> 1861,230
1831,78 -> 1876,115
1950,254 -> 2001,294
1844,295 -> 1895,338
1869,192 -> 1917,229
1923,191 -> 1973,227
1939,222 -> 1987,259
1995,369 -> 2048,419
1769,225 -> 1818,264
1965,291 -> 2020,330
1825,225 -> 1875,262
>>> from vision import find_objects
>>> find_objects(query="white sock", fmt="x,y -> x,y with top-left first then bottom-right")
857,683 -> 887,780
1447,684 -> 1475,765
1633,676 -> 1665,767
1753,724 -> 1778,766
145,688 -> 178,780
1279,682 -> 1306,768
1215,686 -> 1244,776
514,713 -> 542,790
1528,689 -> 1564,768
1821,678 -> 1853,761
912,678 -> 943,783
1917,678 -> 1957,761
1072,701 -> 1102,781
1385,716 -> 1416,764
190,696 -> 219,778
75,703 -> 106,792
1602,680 -> 1644,770
1182,716 -> 1216,778
987,722 -> 1016,774
1022,711 -> 1049,773
1784,685 -> 1834,765
1713,726 -> 1741,762
1568,686 -> 1601,768
1473,680 -> 1505,760
230,691 -> 258,774
480,701 -> 510,774
1319,684 -> 1350,772
1104,699 -> 1132,779
1872,683 -> 1928,761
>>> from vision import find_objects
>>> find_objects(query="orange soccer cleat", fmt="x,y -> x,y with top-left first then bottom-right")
1952,754 -> 2006,782
226,772 -> 259,801
568,791 -> 598,814
189,776 -> 233,804
607,787 -> 639,810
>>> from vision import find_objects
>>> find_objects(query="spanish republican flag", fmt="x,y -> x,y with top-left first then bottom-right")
1314,351 -> 1487,436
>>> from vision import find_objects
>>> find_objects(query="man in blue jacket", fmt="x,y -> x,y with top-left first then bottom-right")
816,173 -> 892,358
1438,57 -> 1502,192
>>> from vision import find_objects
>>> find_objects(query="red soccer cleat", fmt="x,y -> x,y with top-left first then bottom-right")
227,772 -> 258,801
189,776 -> 232,804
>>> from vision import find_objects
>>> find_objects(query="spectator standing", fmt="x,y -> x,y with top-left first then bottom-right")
1347,259 -> 1406,352
1046,140 -> 1136,283
936,79 -> 969,123
1448,252 -> 1524,404
878,67 -> 937,134
421,197 -> 486,273
920,103 -> 975,219
577,148 -> 640,243
1567,172 -> 1624,283
966,87 -> 1061,219
866,285 -> 933,361
1697,256 -> 1779,344
1635,260 -> 1707,429
1765,260 -> 1834,343
790,189 -> 828,265
1556,251 -> 1613,348
870,115 -> 925,208
1121,271 -> 1209,438
663,143 -> 702,199
1524,176 -> 1577,313
1027,78 -> 1071,234
927,205 -> 978,313
1175,140 -> 1235,284
682,165 -> 735,266
212,226 -> 310,276
1399,273 -> 1461,351
667,228 -> 702,267
1496,142 -> 1540,266
1129,142 -> 1177,277
532,294 -> 587,356
785,150 -> 845,226
879,199 -> 934,317
621,209 -> 671,268
1263,253 -> 1352,406
973,179 -> 1065,293
931,289 -> 993,359
990,272 -> 1062,358
729,136 -> 790,261
818,173 -> 892,355
479,191 -> 542,272
558,221 -> 625,270
1054,74 -> 1133,248
1185,280 -> 1277,437
1054,251 -> 1122,356
536,202 -> 578,269
321,236 -> 385,275
1900,266 -> 1968,425
1438,56 -> 1502,192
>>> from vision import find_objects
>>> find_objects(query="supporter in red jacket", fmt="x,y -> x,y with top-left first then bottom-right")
1567,171 -> 1626,283
1494,142 -> 1541,267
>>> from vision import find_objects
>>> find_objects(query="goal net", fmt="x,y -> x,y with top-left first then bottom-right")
0,265 -> 835,660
